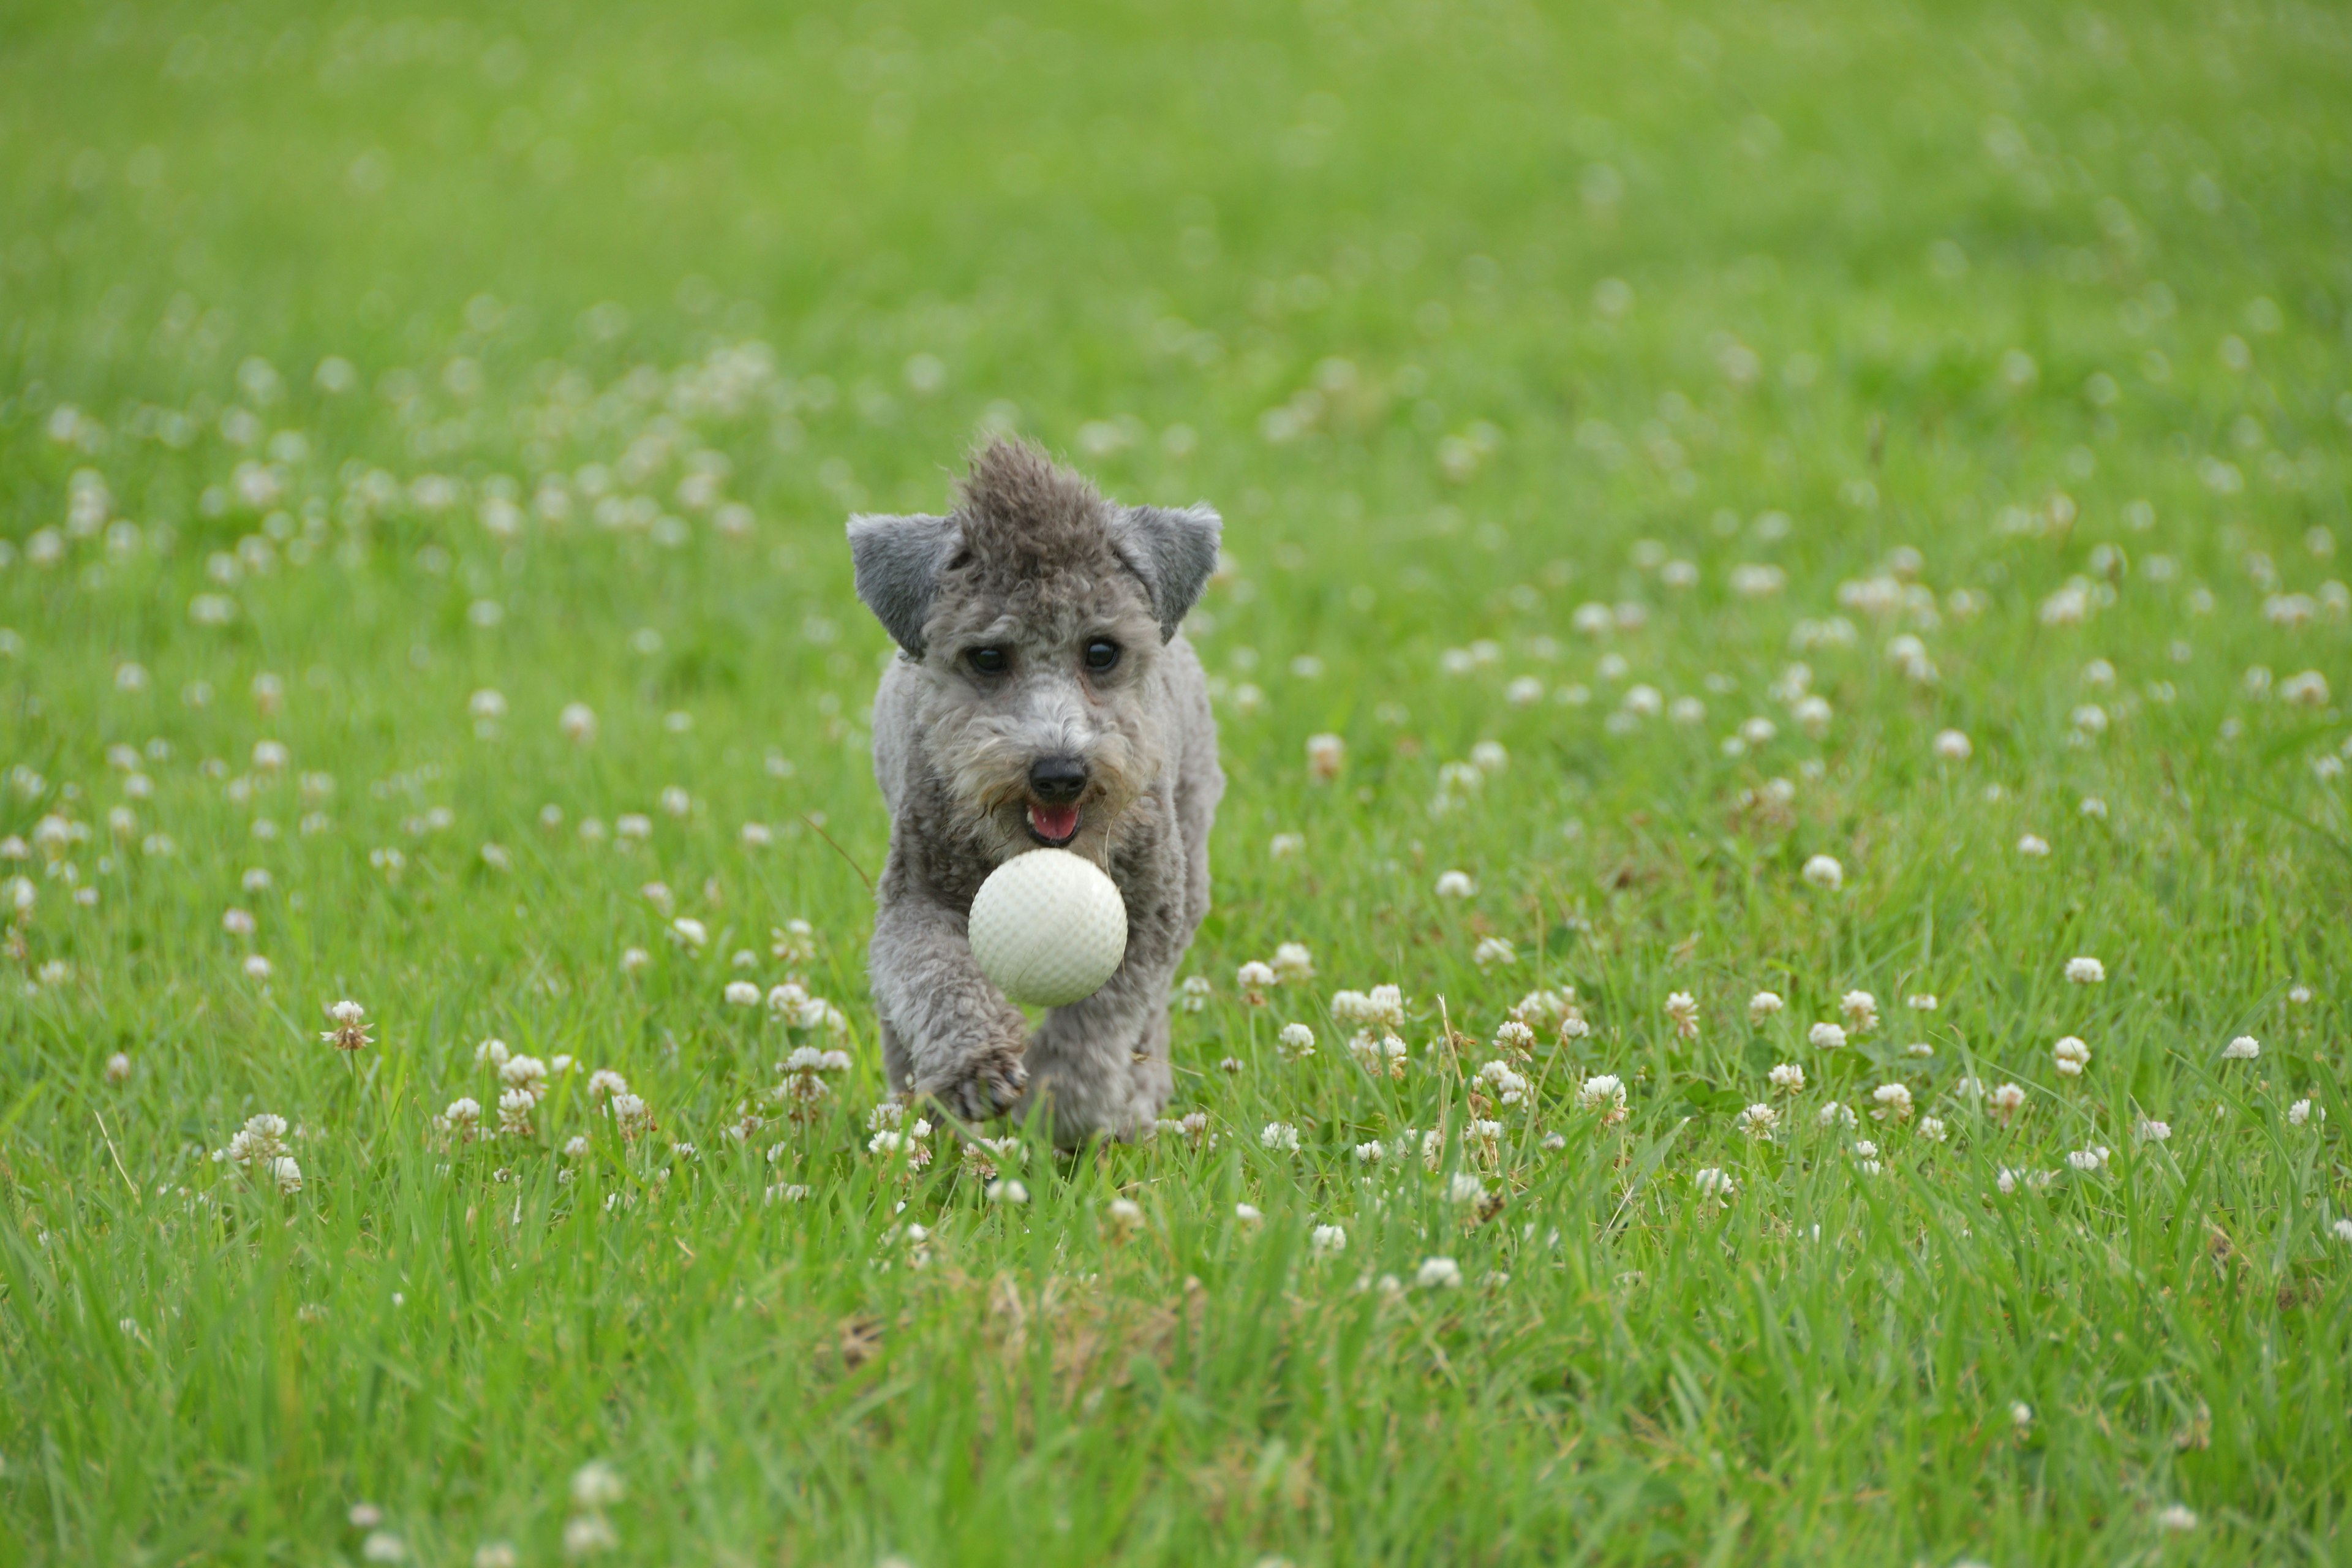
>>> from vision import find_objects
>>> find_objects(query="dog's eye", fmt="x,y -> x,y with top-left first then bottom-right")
1084,639 -> 1121,673
968,647 -> 1009,676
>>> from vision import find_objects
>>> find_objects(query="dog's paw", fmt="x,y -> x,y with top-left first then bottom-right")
924,1044 -> 1029,1123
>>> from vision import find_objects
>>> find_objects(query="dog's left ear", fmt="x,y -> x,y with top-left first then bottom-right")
1113,505 -> 1222,642
848,511 -> 960,658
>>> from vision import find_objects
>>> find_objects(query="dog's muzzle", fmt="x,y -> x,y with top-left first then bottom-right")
1025,755 -> 1087,846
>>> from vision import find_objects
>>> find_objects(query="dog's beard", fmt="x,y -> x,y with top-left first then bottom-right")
939,720 -> 1143,862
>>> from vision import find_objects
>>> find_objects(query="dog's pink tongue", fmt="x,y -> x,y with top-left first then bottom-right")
1029,803 -> 1080,840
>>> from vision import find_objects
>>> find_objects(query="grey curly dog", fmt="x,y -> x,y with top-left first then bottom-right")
846,437 -> 1223,1144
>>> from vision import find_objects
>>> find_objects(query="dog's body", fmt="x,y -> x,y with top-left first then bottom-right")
848,440 -> 1223,1143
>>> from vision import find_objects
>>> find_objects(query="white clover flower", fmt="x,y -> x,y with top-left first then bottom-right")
1305,733 -> 1345,781
1352,1140 -> 1385,1164
1310,1223 -> 1348,1258
320,998 -> 372,1052
1768,1061 -> 1806,1094
2135,1118 -> 2171,1143
1434,869 -> 1475,899
2155,1504 -> 2197,1533
2052,1036 -> 2090,1077
1447,1172 -> 1487,1207
2065,956 -> 2106,985
2280,670 -> 2330,707
2286,1099 -> 2316,1127
1749,990 -> 1785,1024
1340,984 -> 1406,1029
2017,833 -> 2051,858
1871,1084 -> 1913,1121
723,980 -> 761,1006
1260,1121 -> 1302,1153
1271,943 -> 1314,984
1808,1022 -> 1847,1051
1346,1030 -> 1409,1078
987,1178 -> 1028,1204
1177,975 -> 1212,1012
493,1052 -> 545,1095
1801,854 -> 1844,889
104,1051 -> 132,1084
559,703 -> 597,743
1906,993 -> 1939,1011
1577,1074 -> 1628,1124
1692,1167 -> 1735,1198
2332,1219 -> 2352,1245
1472,937 -> 1517,969
571,1460 -> 624,1509
1236,960 -> 1277,999
620,946 -> 652,973
1476,1059 -> 1529,1105
1735,1102 -> 1779,1139
496,1087 -> 537,1137
1841,990 -> 1879,1035
1989,1082 -> 2027,1121
1104,1197 -> 1145,1237
1932,729 -> 1972,761
1664,991 -> 1700,1039
1918,1116 -> 1948,1142
2222,1035 -> 2260,1061
269,1156 -> 303,1195
2066,1146 -> 2111,1172
1276,1022 -> 1316,1059
1817,1101 -> 1857,1131
1234,1202 -> 1264,1229
1493,1019 -> 1536,1058
669,917 -> 707,949
1415,1256 -> 1463,1290
1510,988 -> 1574,1027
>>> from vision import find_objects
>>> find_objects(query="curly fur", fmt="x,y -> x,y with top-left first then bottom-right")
848,439 -> 1224,1144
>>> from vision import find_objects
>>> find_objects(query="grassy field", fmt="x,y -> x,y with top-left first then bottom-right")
3,0 -> 2350,1561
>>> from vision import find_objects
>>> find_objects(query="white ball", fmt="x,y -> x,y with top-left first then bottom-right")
967,848 -> 1129,1008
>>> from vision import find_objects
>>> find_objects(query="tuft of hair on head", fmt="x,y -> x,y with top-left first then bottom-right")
953,437 -> 1110,575
848,437 -> 1222,655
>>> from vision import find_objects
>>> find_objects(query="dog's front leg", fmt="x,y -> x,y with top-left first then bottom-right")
1022,873 -> 1186,1140
1022,965 -> 1170,1143
868,892 -> 1031,1122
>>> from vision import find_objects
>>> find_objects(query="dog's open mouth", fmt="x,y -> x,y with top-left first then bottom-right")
1025,801 -> 1082,846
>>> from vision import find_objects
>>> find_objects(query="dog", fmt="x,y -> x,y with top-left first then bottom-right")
847,438 -> 1223,1144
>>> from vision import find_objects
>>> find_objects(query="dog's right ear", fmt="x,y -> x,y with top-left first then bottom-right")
847,512 -> 961,658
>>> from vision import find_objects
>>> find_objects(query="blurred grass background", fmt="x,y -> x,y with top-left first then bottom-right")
2,0 -> 2350,1564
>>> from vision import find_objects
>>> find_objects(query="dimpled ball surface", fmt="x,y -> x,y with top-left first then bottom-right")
967,849 -> 1129,1008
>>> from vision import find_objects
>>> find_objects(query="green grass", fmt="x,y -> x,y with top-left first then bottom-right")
2,0 -> 2350,1561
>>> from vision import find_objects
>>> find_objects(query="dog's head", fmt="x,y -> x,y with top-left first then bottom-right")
848,438 -> 1219,856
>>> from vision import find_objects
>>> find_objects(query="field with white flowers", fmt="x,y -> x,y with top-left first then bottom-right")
3,0 -> 2350,1562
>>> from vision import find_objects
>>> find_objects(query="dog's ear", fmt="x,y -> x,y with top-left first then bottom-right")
847,512 -> 960,658
1114,504 -> 1222,643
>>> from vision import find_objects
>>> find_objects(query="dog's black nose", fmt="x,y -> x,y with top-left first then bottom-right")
1028,756 -> 1087,802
